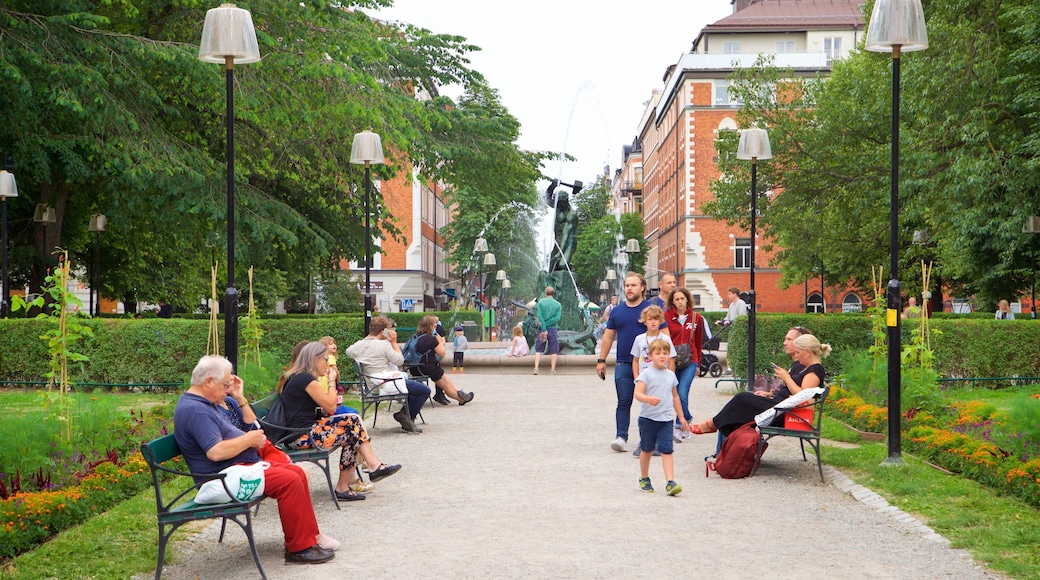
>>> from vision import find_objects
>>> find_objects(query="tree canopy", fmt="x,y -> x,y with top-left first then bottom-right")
0,0 -> 544,312
705,0 -> 1040,309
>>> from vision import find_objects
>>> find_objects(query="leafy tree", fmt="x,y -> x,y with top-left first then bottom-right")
705,0 -> 1040,307
0,1 -> 539,313
573,211 -> 644,301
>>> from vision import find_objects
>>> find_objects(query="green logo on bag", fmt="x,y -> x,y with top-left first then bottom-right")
237,477 -> 261,500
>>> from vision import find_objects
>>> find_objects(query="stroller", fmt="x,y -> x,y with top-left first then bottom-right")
699,323 -> 729,378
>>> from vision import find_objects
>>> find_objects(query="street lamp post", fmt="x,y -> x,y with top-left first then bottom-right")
350,130 -> 385,335
0,170 -> 17,318
501,277 -> 511,339
866,0 -> 928,464
199,2 -> 260,372
737,127 -> 772,383
605,267 -> 617,301
33,204 -> 56,257
496,269 -> 507,340
88,214 -> 106,317
482,252 -> 496,341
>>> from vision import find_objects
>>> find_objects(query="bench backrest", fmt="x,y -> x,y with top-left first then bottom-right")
142,433 -> 180,466
251,393 -> 278,421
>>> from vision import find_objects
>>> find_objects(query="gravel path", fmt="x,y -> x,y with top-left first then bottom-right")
147,371 -> 1004,579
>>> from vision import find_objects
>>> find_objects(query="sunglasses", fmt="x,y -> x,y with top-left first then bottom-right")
793,326 -> 809,335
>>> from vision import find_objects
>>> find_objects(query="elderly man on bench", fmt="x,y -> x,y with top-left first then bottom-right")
173,355 -> 338,565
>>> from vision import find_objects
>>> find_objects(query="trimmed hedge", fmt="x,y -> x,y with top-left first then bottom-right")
725,314 -> 1040,380
0,311 -> 482,385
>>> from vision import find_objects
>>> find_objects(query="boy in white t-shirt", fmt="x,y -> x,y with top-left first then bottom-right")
634,338 -> 688,495
630,305 -> 676,378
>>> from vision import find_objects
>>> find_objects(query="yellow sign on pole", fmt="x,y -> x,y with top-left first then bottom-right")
886,308 -> 898,327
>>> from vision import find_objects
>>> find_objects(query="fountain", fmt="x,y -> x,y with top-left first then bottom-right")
519,179 -> 597,355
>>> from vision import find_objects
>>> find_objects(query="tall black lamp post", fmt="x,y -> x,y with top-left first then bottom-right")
482,252 -> 496,341
88,214 -> 106,316
0,170 -> 17,318
736,127 -> 772,382
199,2 -> 260,371
866,0 -> 929,464
350,130 -> 385,336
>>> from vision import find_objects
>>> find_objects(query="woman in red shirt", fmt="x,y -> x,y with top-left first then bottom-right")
664,287 -> 706,442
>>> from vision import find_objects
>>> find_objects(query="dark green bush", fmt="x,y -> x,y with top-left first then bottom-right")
725,313 -> 1040,381
0,311 -> 482,385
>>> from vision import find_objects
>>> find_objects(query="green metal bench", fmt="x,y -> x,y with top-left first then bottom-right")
251,393 -> 341,510
141,434 -> 267,580
751,384 -> 831,482
351,360 -> 426,427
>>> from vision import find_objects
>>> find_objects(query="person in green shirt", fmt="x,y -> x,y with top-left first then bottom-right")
534,286 -> 563,375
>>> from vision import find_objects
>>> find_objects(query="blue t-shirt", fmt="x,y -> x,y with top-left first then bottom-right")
606,300 -> 650,364
174,392 -> 261,482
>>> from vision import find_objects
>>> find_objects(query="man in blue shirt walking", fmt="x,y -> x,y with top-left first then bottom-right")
596,272 -> 651,452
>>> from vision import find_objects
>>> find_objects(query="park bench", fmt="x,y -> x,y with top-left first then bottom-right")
141,434 -> 267,580
351,360 -> 426,427
750,384 -> 831,482
251,393 -> 341,510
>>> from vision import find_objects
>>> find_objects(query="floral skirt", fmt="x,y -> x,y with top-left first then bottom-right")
286,413 -> 370,472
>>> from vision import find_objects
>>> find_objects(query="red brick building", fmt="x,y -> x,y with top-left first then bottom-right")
615,0 -> 867,313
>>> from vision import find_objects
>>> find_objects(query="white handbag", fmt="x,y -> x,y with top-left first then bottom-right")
195,461 -> 269,504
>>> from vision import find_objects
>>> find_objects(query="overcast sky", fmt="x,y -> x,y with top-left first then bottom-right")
371,0 -> 735,259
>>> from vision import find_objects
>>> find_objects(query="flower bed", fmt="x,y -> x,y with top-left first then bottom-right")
828,386 -> 1040,509
1,454 -> 152,557
0,403 -> 173,558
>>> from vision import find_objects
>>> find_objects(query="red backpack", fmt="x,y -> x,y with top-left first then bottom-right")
705,422 -> 765,479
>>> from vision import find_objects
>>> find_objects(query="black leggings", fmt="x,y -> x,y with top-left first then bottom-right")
453,352 -> 465,366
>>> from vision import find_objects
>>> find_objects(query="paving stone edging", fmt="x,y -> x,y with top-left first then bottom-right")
824,465 -> 951,545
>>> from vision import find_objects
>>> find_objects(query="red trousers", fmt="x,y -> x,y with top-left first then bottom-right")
261,463 -> 319,552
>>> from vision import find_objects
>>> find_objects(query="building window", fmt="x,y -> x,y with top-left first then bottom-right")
776,41 -> 795,53
842,293 -> 862,313
722,41 -> 741,54
715,80 -> 741,107
824,37 -> 842,66
806,292 -> 824,313
734,238 -> 751,269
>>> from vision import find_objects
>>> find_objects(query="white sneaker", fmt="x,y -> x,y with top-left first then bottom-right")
611,437 -> 627,452
673,428 -> 683,443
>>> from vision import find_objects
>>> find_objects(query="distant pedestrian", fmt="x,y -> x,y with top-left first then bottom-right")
507,325 -> 530,357
902,296 -> 922,319
649,273 -> 677,310
157,299 -> 173,319
716,286 -> 748,327
533,286 -> 562,375
995,299 -> 1015,320
452,325 -> 468,373
634,338 -> 687,496
597,272 -> 651,453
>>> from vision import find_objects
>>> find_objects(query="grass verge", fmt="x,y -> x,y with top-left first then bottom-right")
822,435 -> 1040,579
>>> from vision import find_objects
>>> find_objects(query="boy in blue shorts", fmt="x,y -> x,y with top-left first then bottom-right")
634,338 -> 689,495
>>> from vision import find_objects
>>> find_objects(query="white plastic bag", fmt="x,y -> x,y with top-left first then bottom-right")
370,371 -> 409,395
195,461 -> 269,504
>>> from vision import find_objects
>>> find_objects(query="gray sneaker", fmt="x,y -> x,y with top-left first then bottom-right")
393,409 -> 422,433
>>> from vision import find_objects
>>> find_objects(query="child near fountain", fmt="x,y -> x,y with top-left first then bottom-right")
451,325 -> 468,374
508,325 -> 530,357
